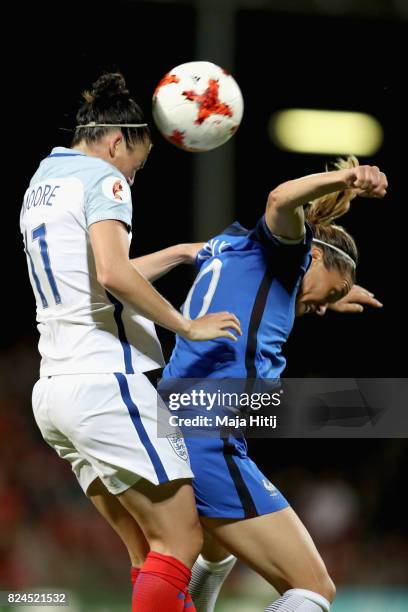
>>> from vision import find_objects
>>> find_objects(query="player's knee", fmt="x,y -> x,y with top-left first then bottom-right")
177,516 -> 203,566
286,564 -> 335,603
187,518 -> 204,558
322,575 -> 336,603
178,515 -> 203,559
309,570 -> 336,603
149,518 -> 203,567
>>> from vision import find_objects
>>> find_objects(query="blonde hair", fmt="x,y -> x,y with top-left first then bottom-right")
306,155 -> 359,225
305,156 -> 359,279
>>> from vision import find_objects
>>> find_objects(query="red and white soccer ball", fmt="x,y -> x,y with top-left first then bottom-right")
152,61 -> 244,152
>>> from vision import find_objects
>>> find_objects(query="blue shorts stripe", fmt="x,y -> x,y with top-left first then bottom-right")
114,373 -> 168,483
222,438 -> 258,518
184,436 -> 289,518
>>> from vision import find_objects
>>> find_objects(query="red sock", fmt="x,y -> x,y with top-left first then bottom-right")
132,551 -> 195,611
131,567 -> 140,586
184,591 -> 196,609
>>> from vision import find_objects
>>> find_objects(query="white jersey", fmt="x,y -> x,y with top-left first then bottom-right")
20,147 -> 164,377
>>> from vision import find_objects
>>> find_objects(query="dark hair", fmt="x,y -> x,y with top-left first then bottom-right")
305,156 -> 359,282
71,73 -> 150,148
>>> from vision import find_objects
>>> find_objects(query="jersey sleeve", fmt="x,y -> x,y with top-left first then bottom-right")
251,214 -> 313,255
251,215 -> 313,291
83,167 -> 132,230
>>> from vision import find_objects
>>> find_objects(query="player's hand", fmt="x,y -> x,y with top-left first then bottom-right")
184,311 -> 242,341
329,284 -> 383,313
341,165 -> 388,198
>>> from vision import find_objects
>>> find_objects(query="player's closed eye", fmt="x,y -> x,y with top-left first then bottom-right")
329,286 -> 348,303
328,291 -> 341,304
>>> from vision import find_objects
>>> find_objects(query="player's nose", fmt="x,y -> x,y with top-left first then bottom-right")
316,304 -> 328,316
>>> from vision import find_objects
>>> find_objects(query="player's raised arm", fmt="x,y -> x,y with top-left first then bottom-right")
265,157 -> 387,240
131,243 -> 204,282
90,221 -> 240,341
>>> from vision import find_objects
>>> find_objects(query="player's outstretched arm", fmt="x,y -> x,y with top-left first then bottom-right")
265,165 -> 387,240
90,220 -> 240,341
131,243 -> 204,282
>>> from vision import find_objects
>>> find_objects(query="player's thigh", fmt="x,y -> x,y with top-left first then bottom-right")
118,477 -> 203,567
201,507 -> 335,599
35,373 -> 201,564
87,478 -> 149,567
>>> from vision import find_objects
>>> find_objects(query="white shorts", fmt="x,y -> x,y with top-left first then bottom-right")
32,372 -> 193,495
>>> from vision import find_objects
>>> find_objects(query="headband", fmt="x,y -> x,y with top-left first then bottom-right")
312,238 -> 356,267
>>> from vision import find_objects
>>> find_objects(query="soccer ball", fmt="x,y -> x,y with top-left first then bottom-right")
152,61 -> 244,152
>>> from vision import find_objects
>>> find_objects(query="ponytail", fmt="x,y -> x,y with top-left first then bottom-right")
306,156 -> 359,225
306,156 -> 359,279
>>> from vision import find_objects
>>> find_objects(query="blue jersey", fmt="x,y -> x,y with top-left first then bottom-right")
164,216 -> 312,379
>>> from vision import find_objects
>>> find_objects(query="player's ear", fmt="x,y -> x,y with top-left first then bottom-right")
109,133 -> 124,158
311,246 -> 324,263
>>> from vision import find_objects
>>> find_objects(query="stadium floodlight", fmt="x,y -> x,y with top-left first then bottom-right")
269,108 -> 383,156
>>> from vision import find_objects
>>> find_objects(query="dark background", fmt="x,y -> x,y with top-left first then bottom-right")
5,1 -> 407,375
1,0 -> 407,602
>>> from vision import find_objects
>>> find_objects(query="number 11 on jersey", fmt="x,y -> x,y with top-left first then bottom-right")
24,223 -> 61,308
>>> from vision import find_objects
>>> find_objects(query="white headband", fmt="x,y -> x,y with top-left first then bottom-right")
76,122 -> 148,128
312,238 -> 356,268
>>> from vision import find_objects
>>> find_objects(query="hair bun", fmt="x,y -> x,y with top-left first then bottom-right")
83,73 -> 129,103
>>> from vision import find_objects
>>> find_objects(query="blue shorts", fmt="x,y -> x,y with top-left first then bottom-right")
184,434 -> 289,519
